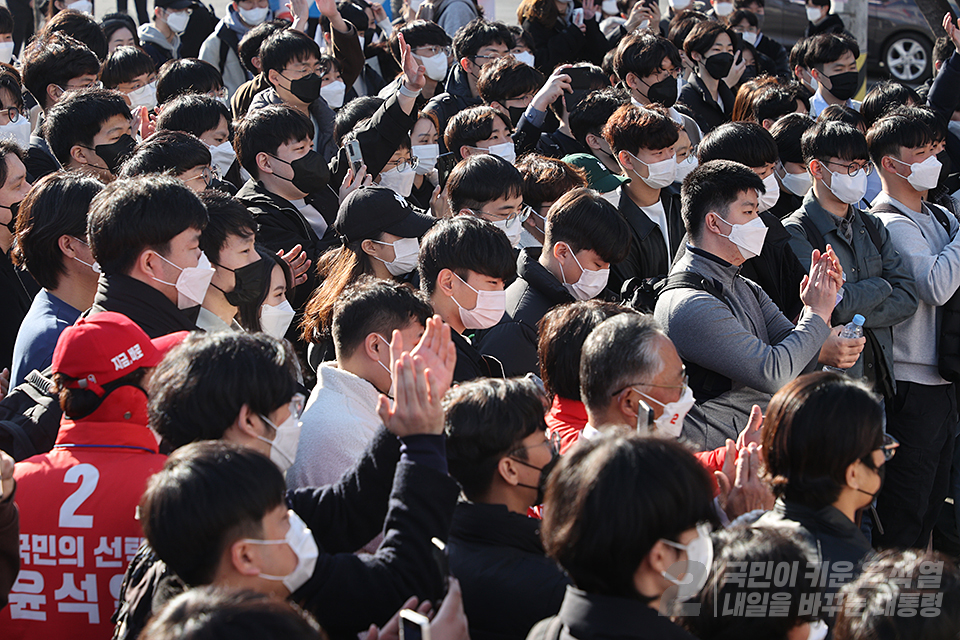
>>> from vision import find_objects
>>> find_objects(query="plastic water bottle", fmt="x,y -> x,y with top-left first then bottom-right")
823,314 -> 865,374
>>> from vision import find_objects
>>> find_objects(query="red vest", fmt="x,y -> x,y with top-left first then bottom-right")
1,387 -> 166,640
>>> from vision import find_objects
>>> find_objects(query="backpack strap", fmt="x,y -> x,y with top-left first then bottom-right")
214,21 -> 240,74
872,200 -> 952,238
654,271 -> 726,304
798,213 -> 827,253
859,212 -> 883,254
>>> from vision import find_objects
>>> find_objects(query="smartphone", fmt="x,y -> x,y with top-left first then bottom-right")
345,138 -> 364,175
636,399 -> 655,435
431,537 -> 450,601
571,7 -> 584,26
436,152 -> 458,191
563,66 -> 594,112
400,610 -> 431,640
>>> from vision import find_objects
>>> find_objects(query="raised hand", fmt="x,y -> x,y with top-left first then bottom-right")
531,67 -> 572,112
582,0 -> 597,22
736,404 -> 763,451
400,32 -> 427,92
278,244 -> 310,287
800,248 -> 841,324
715,443 -> 775,519
339,164 -> 372,202
723,50 -> 747,88
945,13 -> 960,52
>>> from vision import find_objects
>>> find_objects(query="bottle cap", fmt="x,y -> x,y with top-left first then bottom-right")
853,314 -> 865,325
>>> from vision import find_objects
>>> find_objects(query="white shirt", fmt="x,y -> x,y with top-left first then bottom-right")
639,198 -> 670,251
289,197 -> 328,237
810,91 -> 861,118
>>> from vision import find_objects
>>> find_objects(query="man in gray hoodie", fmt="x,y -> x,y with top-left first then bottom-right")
655,159 -> 839,429
199,0 -> 273,99
138,0 -> 191,67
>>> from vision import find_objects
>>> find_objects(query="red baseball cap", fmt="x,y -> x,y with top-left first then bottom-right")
52,312 -> 189,396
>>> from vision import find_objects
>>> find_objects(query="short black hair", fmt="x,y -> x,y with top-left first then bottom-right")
789,37 -> 810,71
41,9 -> 108,60
546,188 -> 631,264
155,93 -> 233,140
447,153 -> 523,213
148,332 -> 298,449
683,20 -> 734,60
866,106 -> 940,167
119,130 -> 212,179
542,433 -> 717,598
860,80 -> 920,128
835,550 -> 960,640
569,87 -> 629,147
603,103 -> 679,154
477,55 -> 544,105
770,112 -> 815,164
11,172 -> 103,289
156,58 -> 224,106
614,32 -> 682,83
418,215 -> 517,296
21,31 -> 100,110
805,32 -> 859,68
516,154 -> 587,210
698,121 -> 778,169
44,87 -> 133,166
197,189 -> 257,264
817,104 -> 864,131
238,20 -> 288,76
726,8 -> 758,29
444,376 -> 547,501
141,587 -> 324,640
100,45 -> 156,89
333,96 -> 382,147
140,441 -> 288,586
667,12 -> 705,53
934,35 -> 956,69
681,159 -> 764,241
391,20 -> 451,63
331,277 -> 433,360
579,313 -> 666,414
752,85 -> 797,125
538,301 -> 636,400
444,105 -> 511,160
259,29 -> 320,81
233,104 -> 314,179
0,6 -> 14,34
87,175 -> 208,275
763,372 -> 883,510
452,18 -> 512,61
801,119 -> 868,165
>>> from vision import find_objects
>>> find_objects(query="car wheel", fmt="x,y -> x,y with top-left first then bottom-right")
883,33 -> 932,83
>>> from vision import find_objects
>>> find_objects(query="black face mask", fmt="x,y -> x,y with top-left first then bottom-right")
641,75 -> 678,108
283,72 -> 322,104
1,200 -> 19,233
92,134 -> 136,175
513,444 -> 561,505
704,52 -> 735,80
825,70 -> 859,102
270,150 -> 330,194
214,257 -> 268,306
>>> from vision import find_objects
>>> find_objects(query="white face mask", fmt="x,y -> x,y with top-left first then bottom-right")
127,81 -> 158,110
714,1 -> 734,15
239,5 -> 270,25
823,166 -> 867,205
806,6 -> 823,21
675,155 -> 698,183
628,151 -> 677,189
412,143 -> 439,174
452,272 -> 505,330
635,384 -> 695,439
165,9 -> 191,34
778,164 -> 812,196
378,164 -> 417,198
70,236 -> 101,274
209,140 -> 237,177
661,522 -> 714,601
758,172 -> 780,212
558,243 -> 609,301
374,333 -> 394,383
601,189 -> 621,207
244,511 -> 319,594
0,117 -> 31,149
487,142 -> 517,165
715,214 -> 768,260
320,80 -> 346,109
0,42 -> 14,65
601,0 -> 617,13
889,154 -> 942,192
492,214 -> 524,247
514,51 -> 536,68
67,0 -> 93,13
260,299 -> 295,339
153,252 -> 216,309
670,0 -> 691,8
741,31 -> 758,46
420,52 -> 449,82
255,407 -> 302,473
372,236 -> 419,276
805,70 -> 819,92
807,620 -> 829,640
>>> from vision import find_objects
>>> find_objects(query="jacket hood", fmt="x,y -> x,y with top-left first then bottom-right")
224,5 -> 262,35
55,385 -> 158,453
449,501 -> 545,554
444,62 -> 473,98
138,23 -> 179,53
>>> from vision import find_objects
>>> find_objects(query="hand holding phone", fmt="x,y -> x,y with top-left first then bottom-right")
346,138 -> 364,175
572,7 -> 584,27
400,610 -> 431,640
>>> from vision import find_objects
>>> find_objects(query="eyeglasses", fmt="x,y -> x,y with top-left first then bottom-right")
60,79 -> 102,92
287,393 -> 306,421
612,373 -> 689,396
473,52 -> 506,64
509,430 -> 560,459
472,203 -> 532,224
207,86 -> 229,101
182,166 -> 213,188
0,107 -> 24,124
823,159 -> 873,176
413,45 -> 451,58
384,157 -> 419,172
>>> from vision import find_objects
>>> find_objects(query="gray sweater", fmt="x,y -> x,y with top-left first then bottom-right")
655,247 -> 830,400
871,192 -> 960,385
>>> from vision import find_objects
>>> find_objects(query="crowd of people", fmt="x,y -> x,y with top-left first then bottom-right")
1,0 -> 960,637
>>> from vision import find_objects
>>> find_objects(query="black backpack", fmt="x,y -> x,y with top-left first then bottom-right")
0,368 -> 64,461
214,21 -> 241,75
